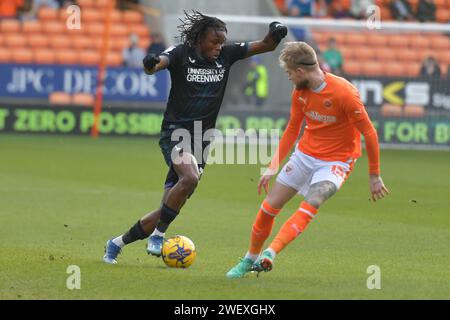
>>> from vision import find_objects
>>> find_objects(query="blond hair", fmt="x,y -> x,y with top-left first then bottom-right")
279,41 -> 318,71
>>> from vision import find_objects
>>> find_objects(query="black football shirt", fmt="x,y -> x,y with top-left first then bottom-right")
160,42 -> 249,133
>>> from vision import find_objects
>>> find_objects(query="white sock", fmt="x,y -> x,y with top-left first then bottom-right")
112,236 -> 125,248
265,247 -> 277,259
244,252 -> 259,262
151,229 -> 165,237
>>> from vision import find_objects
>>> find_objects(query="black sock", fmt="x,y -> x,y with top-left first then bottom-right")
122,220 -> 149,245
156,204 -> 179,233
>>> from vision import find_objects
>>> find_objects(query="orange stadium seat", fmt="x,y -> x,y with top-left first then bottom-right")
43,21 -> 65,34
361,61 -> 383,76
0,48 -> 11,63
56,50 -> 79,65
343,61 -> 362,75
384,62 -> 405,77
106,52 -> 123,66
396,49 -> 419,62
49,35 -> 72,49
38,7 -> 59,21
95,0 -> 110,8
412,36 -> 431,49
72,93 -> 95,106
404,105 -> 425,118
22,21 -> 42,34
367,34 -> 388,47
80,50 -> 100,65
139,37 -> 151,50
381,104 -> 403,117
436,9 -> 450,22
110,24 -> 129,37
330,33 -> 346,45
430,35 -> 450,50
1,19 -> 20,33
406,63 -> 421,77
28,34 -> 50,49
353,47 -> 376,60
82,8 -> 103,23
434,50 -> 450,64
375,48 -> 397,61
312,32 -> 328,45
387,35 -> 410,47
344,34 -> 366,46
123,11 -> 144,24
87,23 -> 105,36
49,92 -> 72,105
77,0 -> 95,8
338,46 -> 354,60
34,49 -> 56,64
434,0 -> 447,8
5,34 -> 26,48
128,24 -> 150,39
72,35 -> 94,50
109,37 -> 130,51
111,10 -> 123,22
12,49 -> 33,64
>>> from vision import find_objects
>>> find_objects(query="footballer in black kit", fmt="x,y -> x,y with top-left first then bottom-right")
103,11 -> 288,264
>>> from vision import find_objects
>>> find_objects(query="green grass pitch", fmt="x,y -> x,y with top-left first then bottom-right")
1,134 -> 450,299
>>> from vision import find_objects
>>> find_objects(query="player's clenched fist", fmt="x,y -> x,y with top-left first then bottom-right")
143,54 -> 160,70
269,21 -> 288,43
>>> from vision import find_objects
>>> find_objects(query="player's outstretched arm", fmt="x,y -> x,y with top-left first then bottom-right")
245,21 -> 288,57
143,54 -> 169,75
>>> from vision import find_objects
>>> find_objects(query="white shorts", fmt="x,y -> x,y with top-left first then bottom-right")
276,149 -> 355,196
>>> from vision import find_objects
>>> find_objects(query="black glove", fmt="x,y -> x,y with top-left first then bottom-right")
143,54 -> 160,70
269,21 -> 288,44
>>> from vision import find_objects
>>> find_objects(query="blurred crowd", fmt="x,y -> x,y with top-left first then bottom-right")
274,0 -> 443,23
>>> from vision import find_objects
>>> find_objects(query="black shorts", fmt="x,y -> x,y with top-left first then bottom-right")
159,129 -> 210,189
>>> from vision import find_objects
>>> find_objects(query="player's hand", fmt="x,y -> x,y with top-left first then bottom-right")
258,171 -> 275,195
369,175 -> 389,202
143,54 -> 160,71
269,21 -> 288,44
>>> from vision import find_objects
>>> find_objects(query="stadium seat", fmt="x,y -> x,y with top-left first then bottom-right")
375,48 -> 396,61
49,35 -> 72,49
43,21 -> 64,34
128,24 -> 150,39
82,8 -> 103,23
38,7 -> 59,21
406,63 -> 421,77
344,34 -> 366,46
111,9 -> 123,22
49,92 -> 72,105
139,37 -> 151,50
28,34 -> 50,49
34,49 -> 56,64
80,51 -> 101,65
12,49 -> 33,64
387,35 -> 410,47
77,0 -> 95,8
396,49 -> 419,62
404,105 -> 425,118
71,36 -> 94,50
72,93 -> 95,106
338,46 -> 354,60
343,61 -> 362,75
361,61 -> 383,76
381,104 -> 403,117
56,50 -> 79,65
436,9 -> 450,23
106,52 -> 123,66
123,11 -> 144,24
110,24 -> 129,37
353,47 -> 377,60
430,36 -> 450,50
435,50 -> 450,64
0,48 -> 11,63
384,62 -> 405,77
109,37 -> 130,51
22,21 -> 42,34
95,0 -> 110,8
87,23 -> 105,36
412,36 -> 431,49
1,19 -> 20,33
5,35 -> 26,48
367,34 -> 388,47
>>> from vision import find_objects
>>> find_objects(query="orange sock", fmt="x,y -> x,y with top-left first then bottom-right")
269,201 -> 318,254
249,200 -> 281,255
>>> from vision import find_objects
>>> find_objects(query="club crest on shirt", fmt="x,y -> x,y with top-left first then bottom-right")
323,99 -> 332,108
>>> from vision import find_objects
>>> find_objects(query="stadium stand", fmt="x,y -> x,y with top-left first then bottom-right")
0,1 -> 152,67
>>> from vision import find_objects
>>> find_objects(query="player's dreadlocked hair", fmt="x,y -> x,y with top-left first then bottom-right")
177,10 -> 227,47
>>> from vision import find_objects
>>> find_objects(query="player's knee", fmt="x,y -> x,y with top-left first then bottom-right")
304,196 -> 322,209
179,174 -> 199,193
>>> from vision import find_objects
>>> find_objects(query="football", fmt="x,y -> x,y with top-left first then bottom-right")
162,235 -> 197,268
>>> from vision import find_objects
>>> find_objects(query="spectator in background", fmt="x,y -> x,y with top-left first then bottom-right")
350,0 -> 374,19
123,33 -> 146,68
330,0 -> 350,19
315,0 -> 330,18
322,37 -> 343,75
390,0 -> 414,21
243,56 -> 269,107
273,0 -> 289,16
287,0 -> 314,17
416,0 -> 436,22
0,0 -> 24,19
420,56 -> 441,79
147,33 -> 166,56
